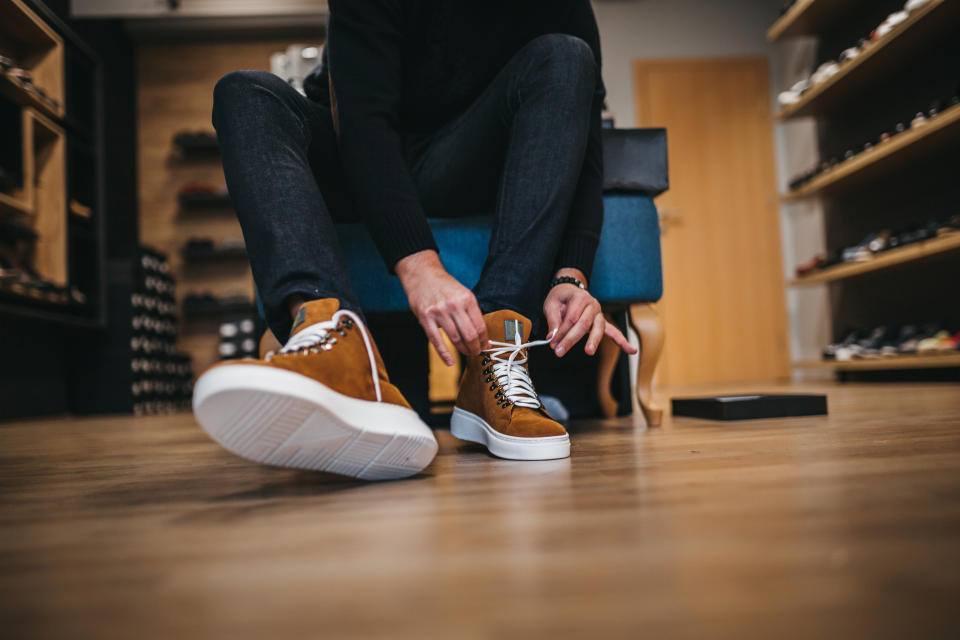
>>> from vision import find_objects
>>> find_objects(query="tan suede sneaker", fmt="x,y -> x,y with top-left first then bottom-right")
193,298 -> 438,480
451,310 -> 570,460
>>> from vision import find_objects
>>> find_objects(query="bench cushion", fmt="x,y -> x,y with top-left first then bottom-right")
335,193 -> 662,313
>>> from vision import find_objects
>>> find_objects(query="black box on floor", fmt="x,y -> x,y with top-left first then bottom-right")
671,394 -> 828,421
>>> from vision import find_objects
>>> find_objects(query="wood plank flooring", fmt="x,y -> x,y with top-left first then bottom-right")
1,382 -> 959,639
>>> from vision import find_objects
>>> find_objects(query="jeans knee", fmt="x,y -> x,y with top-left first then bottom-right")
527,33 -> 597,89
212,70 -> 283,121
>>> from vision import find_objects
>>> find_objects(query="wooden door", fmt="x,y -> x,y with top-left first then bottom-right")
633,58 -> 789,386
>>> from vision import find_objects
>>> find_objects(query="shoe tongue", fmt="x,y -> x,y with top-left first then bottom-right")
290,298 -> 341,336
483,309 -> 532,344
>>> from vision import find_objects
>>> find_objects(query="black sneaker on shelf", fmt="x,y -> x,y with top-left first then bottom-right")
823,329 -> 861,360
172,130 -> 219,153
860,326 -> 897,359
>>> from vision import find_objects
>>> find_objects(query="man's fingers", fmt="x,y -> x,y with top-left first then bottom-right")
605,322 -> 638,354
543,300 -> 563,342
435,314 -> 468,356
423,318 -> 455,366
556,306 -> 596,357
453,310 -> 481,356
464,297 -> 489,350
554,296 -> 588,350
584,314 -> 605,355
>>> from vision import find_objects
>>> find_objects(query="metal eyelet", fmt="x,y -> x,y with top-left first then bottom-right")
485,376 -> 492,382
489,384 -> 496,391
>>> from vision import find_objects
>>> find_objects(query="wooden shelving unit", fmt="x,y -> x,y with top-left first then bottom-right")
0,0 -> 104,326
795,353 -> 960,371
790,232 -> 960,286
776,0 -> 957,120
0,72 -> 61,121
770,1 -> 960,377
0,0 -> 63,118
0,109 -> 32,215
783,100 -> 960,201
767,0 -> 869,42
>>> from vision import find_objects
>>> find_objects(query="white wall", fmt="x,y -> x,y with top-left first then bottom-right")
592,0 -> 830,376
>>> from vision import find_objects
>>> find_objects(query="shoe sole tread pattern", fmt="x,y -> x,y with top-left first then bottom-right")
450,406 -> 570,461
193,364 -> 438,481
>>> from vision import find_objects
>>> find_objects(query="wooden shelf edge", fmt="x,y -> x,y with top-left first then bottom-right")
775,0 -> 946,119
767,0 -> 817,42
789,232 -> 960,286
782,101 -> 960,201
0,191 -> 34,216
0,74 -> 64,121
794,353 -> 960,371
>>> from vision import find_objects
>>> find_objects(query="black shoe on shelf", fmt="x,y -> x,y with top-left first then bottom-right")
823,329 -> 861,360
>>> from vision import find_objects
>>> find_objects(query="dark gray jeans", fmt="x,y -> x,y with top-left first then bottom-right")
213,34 -> 596,342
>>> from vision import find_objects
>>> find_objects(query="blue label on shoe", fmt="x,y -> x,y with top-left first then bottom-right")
504,319 -> 523,342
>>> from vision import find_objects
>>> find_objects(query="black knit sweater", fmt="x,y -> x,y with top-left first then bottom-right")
304,0 -> 605,277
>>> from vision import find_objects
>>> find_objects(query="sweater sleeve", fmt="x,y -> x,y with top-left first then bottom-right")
326,0 -> 438,272
552,1 -> 605,282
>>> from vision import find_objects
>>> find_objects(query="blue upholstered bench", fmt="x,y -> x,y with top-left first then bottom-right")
335,129 -> 669,425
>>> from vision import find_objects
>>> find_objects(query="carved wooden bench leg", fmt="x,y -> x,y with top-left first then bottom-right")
595,313 -> 620,419
629,302 -> 664,427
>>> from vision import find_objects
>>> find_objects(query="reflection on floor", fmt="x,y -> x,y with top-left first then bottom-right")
1,382 -> 959,638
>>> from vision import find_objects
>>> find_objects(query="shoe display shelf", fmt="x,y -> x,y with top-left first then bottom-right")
783,97 -> 960,201
69,247 -> 195,415
177,190 -> 232,209
794,352 -> 960,372
0,0 -> 105,327
776,0 -> 959,120
771,0 -> 960,376
790,230 -> 960,285
768,0 -> 874,42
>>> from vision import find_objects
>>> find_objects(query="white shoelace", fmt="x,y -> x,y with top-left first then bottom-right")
484,328 -> 557,409
266,309 -> 382,402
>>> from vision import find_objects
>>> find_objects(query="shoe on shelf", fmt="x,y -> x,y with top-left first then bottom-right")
880,326 -> 910,357
837,326 -> 886,361
192,298 -> 437,480
937,330 -> 960,352
917,329 -> 951,354
839,46 -> 860,62
911,111 -> 928,128
899,323 -> 940,354
824,329 -> 861,360
795,253 -> 825,277
937,214 -> 960,236
452,310 -> 569,461
876,11 -> 909,39
905,0 -> 935,13
810,61 -> 840,85
860,326 -> 897,358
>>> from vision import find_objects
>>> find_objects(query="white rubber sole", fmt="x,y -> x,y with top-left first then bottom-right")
449,407 -> 570,461
192,364 -> 438,481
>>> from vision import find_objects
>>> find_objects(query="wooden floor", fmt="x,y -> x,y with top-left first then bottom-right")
1,382 -> 959,639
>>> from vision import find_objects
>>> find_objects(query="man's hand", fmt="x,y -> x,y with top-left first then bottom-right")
543,268 -> 637,357
396,250 -> 489,366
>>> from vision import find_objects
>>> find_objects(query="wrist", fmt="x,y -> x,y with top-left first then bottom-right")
552,268 -> 588,289
395,249 -> 444,283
